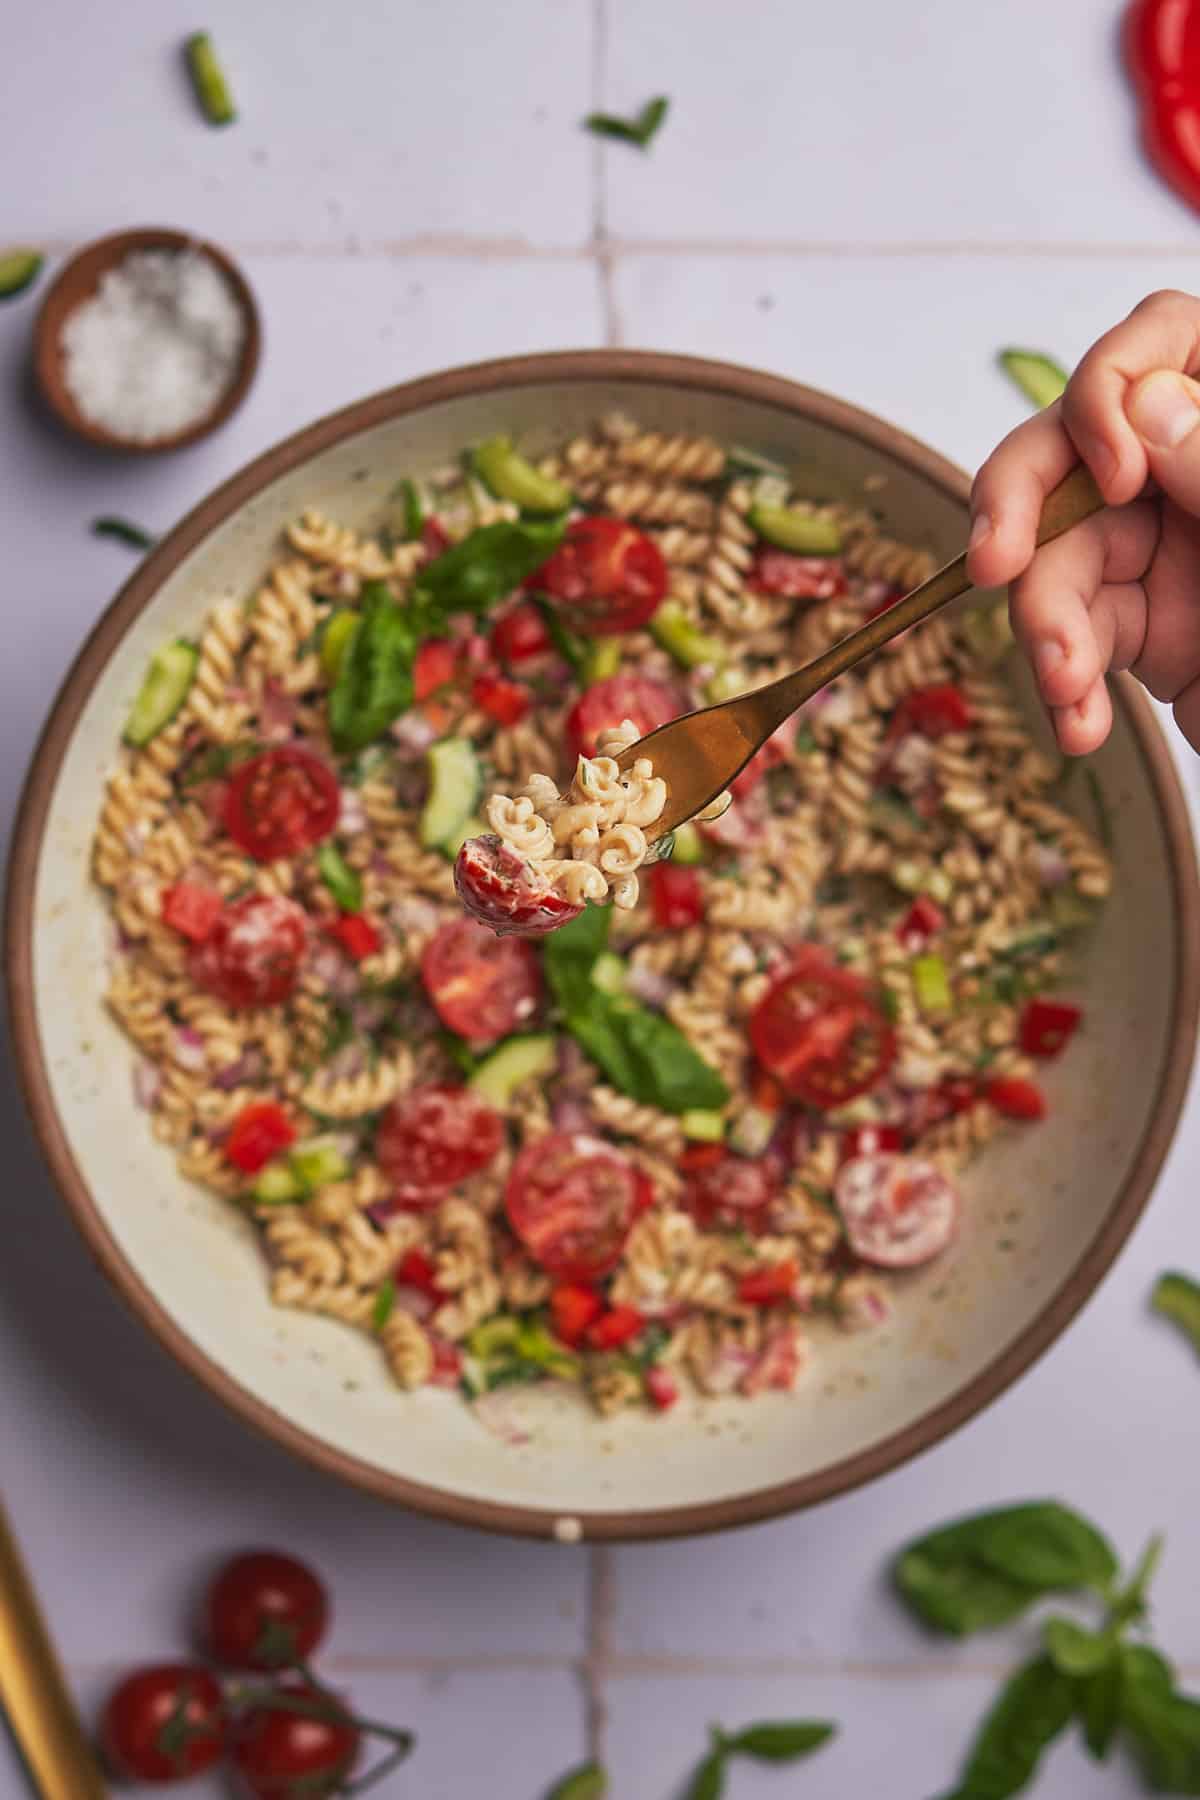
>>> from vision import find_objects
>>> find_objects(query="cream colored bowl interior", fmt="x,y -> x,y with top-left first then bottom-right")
24,372 -> 1192,1532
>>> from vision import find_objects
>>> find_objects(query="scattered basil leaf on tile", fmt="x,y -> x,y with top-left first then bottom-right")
723,1719 -> 836,1761
683,1746 -> 726,1800
1151,1270 -> 1200,1357
1042,1615 -> 1113,1678
1079,1657 -> 1124,1762
998,348 -> 1069,410
92,515 -> 157,550
184,30 -> 236,125
543,1761 -> 607,1800
937,1654 -> 1076,1800
0,248 -> 44,299
584,94 -> 670,149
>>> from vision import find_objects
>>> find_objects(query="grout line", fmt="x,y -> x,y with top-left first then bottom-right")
583,1547 -> 617,1761
590,0 -> 622,347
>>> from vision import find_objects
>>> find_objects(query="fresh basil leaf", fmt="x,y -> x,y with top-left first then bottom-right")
937,1655 -> 1076,1800
895,1503 -> 1117,1637
724,1720 -> 835,1761
543,902 -> 613,1011
1109,1533 -> 1165,1633
563,1001 -> 643,1094
532,594 -> 589,678
1123,1645 -> 1177,1698
1152,1271 -> 1200,1358
683,1748 -> 726,1800
1043,1616 -> 1113,1678
615,1001 -> 729,1112
1079,1658 -> 1124,1761
329,582 -> 418,752
415,520 -> 565,616
1123,1683 -> 1200,1793
544,1762 -> 607,1800
584,94 -> 670,149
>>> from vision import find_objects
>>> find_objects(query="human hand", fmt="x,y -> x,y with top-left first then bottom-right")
967,289 -> 1200,754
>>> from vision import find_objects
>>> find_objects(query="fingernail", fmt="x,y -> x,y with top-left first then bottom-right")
1035,640 -> 1065,681
1126,370 -> 1200,449
968,511 -> 992,550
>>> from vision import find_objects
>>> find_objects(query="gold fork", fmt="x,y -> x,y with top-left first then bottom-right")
617,462 -> 1105,840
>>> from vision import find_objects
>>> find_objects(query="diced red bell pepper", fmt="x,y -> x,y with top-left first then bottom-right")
986,1075 -> 1047,1121
841,1123 -> 904,1164
491,602 -> 551,665
472,670 -> 531,726
737,1259 -> 800,1305
161,879 -> 223,944
421,517 -> 451,558
326,913 -> 381,960
224,1101 -> 296,1174
550,1283 -> 603,1348
750,1070 -> 783,1114
644,1366 -> 680,1411
649,861 -> 705,929
587,1305 -> 646,1351
896,894 -> 945,950
891,684 -> 972,739
396,1249 -> 442,1298
679,1142 -> 726,1173
413,638 -> 458,701
1019,998 -> 1082,1059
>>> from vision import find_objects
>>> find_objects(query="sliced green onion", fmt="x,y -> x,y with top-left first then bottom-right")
372,1278 -> 396,1331
581,637 -> 622,684
92,515 -> 156,550
1151,1271 -> 1200,1356
472,436 -> 572,515
998,348 -> 1069,410
912,952 -> 952,1015
290,1136 -> 349,1191
583,94 -> 669,150
0,249 -> 44,300
650,600 -> 727,670
184,31 -> 236,126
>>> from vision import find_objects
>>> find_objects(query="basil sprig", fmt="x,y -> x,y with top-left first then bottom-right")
898,1504 -> 1199,1796
328,520 -> 565,753
542,905 -> 728,1114
682,1719 -> 835,1798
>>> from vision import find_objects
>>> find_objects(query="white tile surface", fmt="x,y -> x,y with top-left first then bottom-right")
3,2 -> 1200,1796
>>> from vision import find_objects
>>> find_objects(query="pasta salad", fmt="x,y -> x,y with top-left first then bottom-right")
92,415 -> 1111,1416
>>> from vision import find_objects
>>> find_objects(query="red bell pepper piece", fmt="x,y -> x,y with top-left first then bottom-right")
225,1101 -> 296,1174
421,517 -> 451,558
644,1366 -> 680,1411
413,638 -> 457,701
897,894 -> 945,950
737,1259 -> 800,1305
649,861 -> 705,929
587,1305 -> 646,1351
986,1075 -> 1047,1121
429,1337 -> 462,1386
471,670 -> 530,726
326,913 -> 381,961
161,879 -> 223,944
890,684 -> 972,739
679,1142 -> 726,1173
1019,998 -> 1082,1059
550,1284 -> 603,1348
1124,0 -> 1200,216
396,1249 -> 442,1298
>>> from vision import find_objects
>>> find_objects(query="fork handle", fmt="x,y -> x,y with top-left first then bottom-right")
760,461 -> 1106,724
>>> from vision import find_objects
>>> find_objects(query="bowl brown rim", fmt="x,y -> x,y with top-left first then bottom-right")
6,349 -> 1199,1540
32,226 -> 262,454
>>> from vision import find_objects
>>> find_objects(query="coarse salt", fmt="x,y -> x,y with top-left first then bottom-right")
61,247 -> 246,443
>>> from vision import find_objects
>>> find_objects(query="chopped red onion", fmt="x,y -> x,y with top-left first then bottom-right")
471,1390 -> 533,1447
391,711 -> 437,756
626,963 -> 673,1007
324,1041 -> 366,1083
338,787 -> 367,835
552,1098 -> 591,1134
307,941 -> 359,997
171,1026 -> 207,1072
214,1049 -> 265,1090
366,1198 -> 398,1227
132,1060 -> 162,1109
392,1283 -> 435,1322
350,996 -> 388,1036
698,1345 -> 756,1395
258,680 -> 298,741
1032,841 -> 1070,888
391,895 -> 440,939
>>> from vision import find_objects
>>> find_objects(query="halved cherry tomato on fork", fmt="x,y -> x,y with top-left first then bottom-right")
835,1153 -> 961,1268
225,1102 -> 297,1175
565,672 -> 680,761
649,861 -> 704,929
376,1084 -> 504,1207
222,746 -> 340,862
1019,997 -> 1082,1059
533,516 -> 668,636
454,834 -> 584,938
420,917 -> 542,1042
986,1074 -> 1048,1120
550,1283 -> 603,1348
749,551 -> 848,601
189,894 -> 308,1009
471,669 -> 531,726
231,1681 -> 359,1799
205,1551 -> 329,1671
161,878 -> 223,944
491,602 -> 552,664
506,1132 -> 640,1280
749,947 -> 895,1109
101,1663 -> 226,1782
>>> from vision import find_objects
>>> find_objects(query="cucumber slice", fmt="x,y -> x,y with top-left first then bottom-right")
290,1136 -> 349,1190
419,737 -> 480,848
472,437 -> 572,515
704,665 -> 748,704
254,1162 -> 303,1205
591,952 -> 627,997
0,249 -> 43,300
748,501 -> 841,555
581,638 -> 621,684
184,31 -> 236,125
650,600 -> 727,670
999,349 -> 1069,411
469,1033 -> 557,1107
123,639 -> 199,747
670,822 -> 705,865
438,813 -> 486,860
681,1108 -> 725,1141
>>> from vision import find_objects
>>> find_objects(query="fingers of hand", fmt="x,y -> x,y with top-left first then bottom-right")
1124,370 -> 1200,517
1065,290 -> 1200,504
1171,672 -> 1200,756
968,408 -> 1077,588
1051,680 -> 1113,757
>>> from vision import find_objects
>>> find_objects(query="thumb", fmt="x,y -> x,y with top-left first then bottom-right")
1125,369 -> 1200,509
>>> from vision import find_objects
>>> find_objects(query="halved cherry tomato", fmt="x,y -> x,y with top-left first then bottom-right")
396,1248 -> 443,1297
1019,998 -> 1082,1059
889,684 -> 972,740
205,1551 -> 328,1671
550,1283 -> 603,1347
189,894 -> 308,1009
161,879 -> 222,944
835,1153 -> 961,1267
565,672 -> 681,762
454,834 -> 583,939
101,1664 -> 226,1783
472,670 -> 530,725
376,1084 -> 504,1206
986,1074 -> 1048,1120
232,1682 -> 358,1799
749,551 -> 848,600
749,947 -> 895,1109
326,913 -> 381,960
841,1123 -> 904,1164
420,916 -> 542,1041
225,1102 -> 296,1175
896,894 -> 945,950
413,638 -> 458,701
684,1147 -> 780,1227
533,516 -> 668,636
750,1070 -> 783,1114
222,747 -> 340,862
505,1132 -> 639,1280
492,601 -> 552,664
649,862 -> 704,929
588,1305 -> 646,1350
737,1259 -> 800,1304
644,1366 -> 680,1411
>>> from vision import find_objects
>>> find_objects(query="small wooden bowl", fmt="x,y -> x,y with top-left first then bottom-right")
32,226 -> 261,453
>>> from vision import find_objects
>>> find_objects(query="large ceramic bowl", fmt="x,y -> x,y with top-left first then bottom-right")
7,352 -> 1198,1539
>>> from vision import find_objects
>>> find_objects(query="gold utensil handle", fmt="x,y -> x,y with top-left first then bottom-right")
0,1498 -> 108,1798
769,461 -> 1106,721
